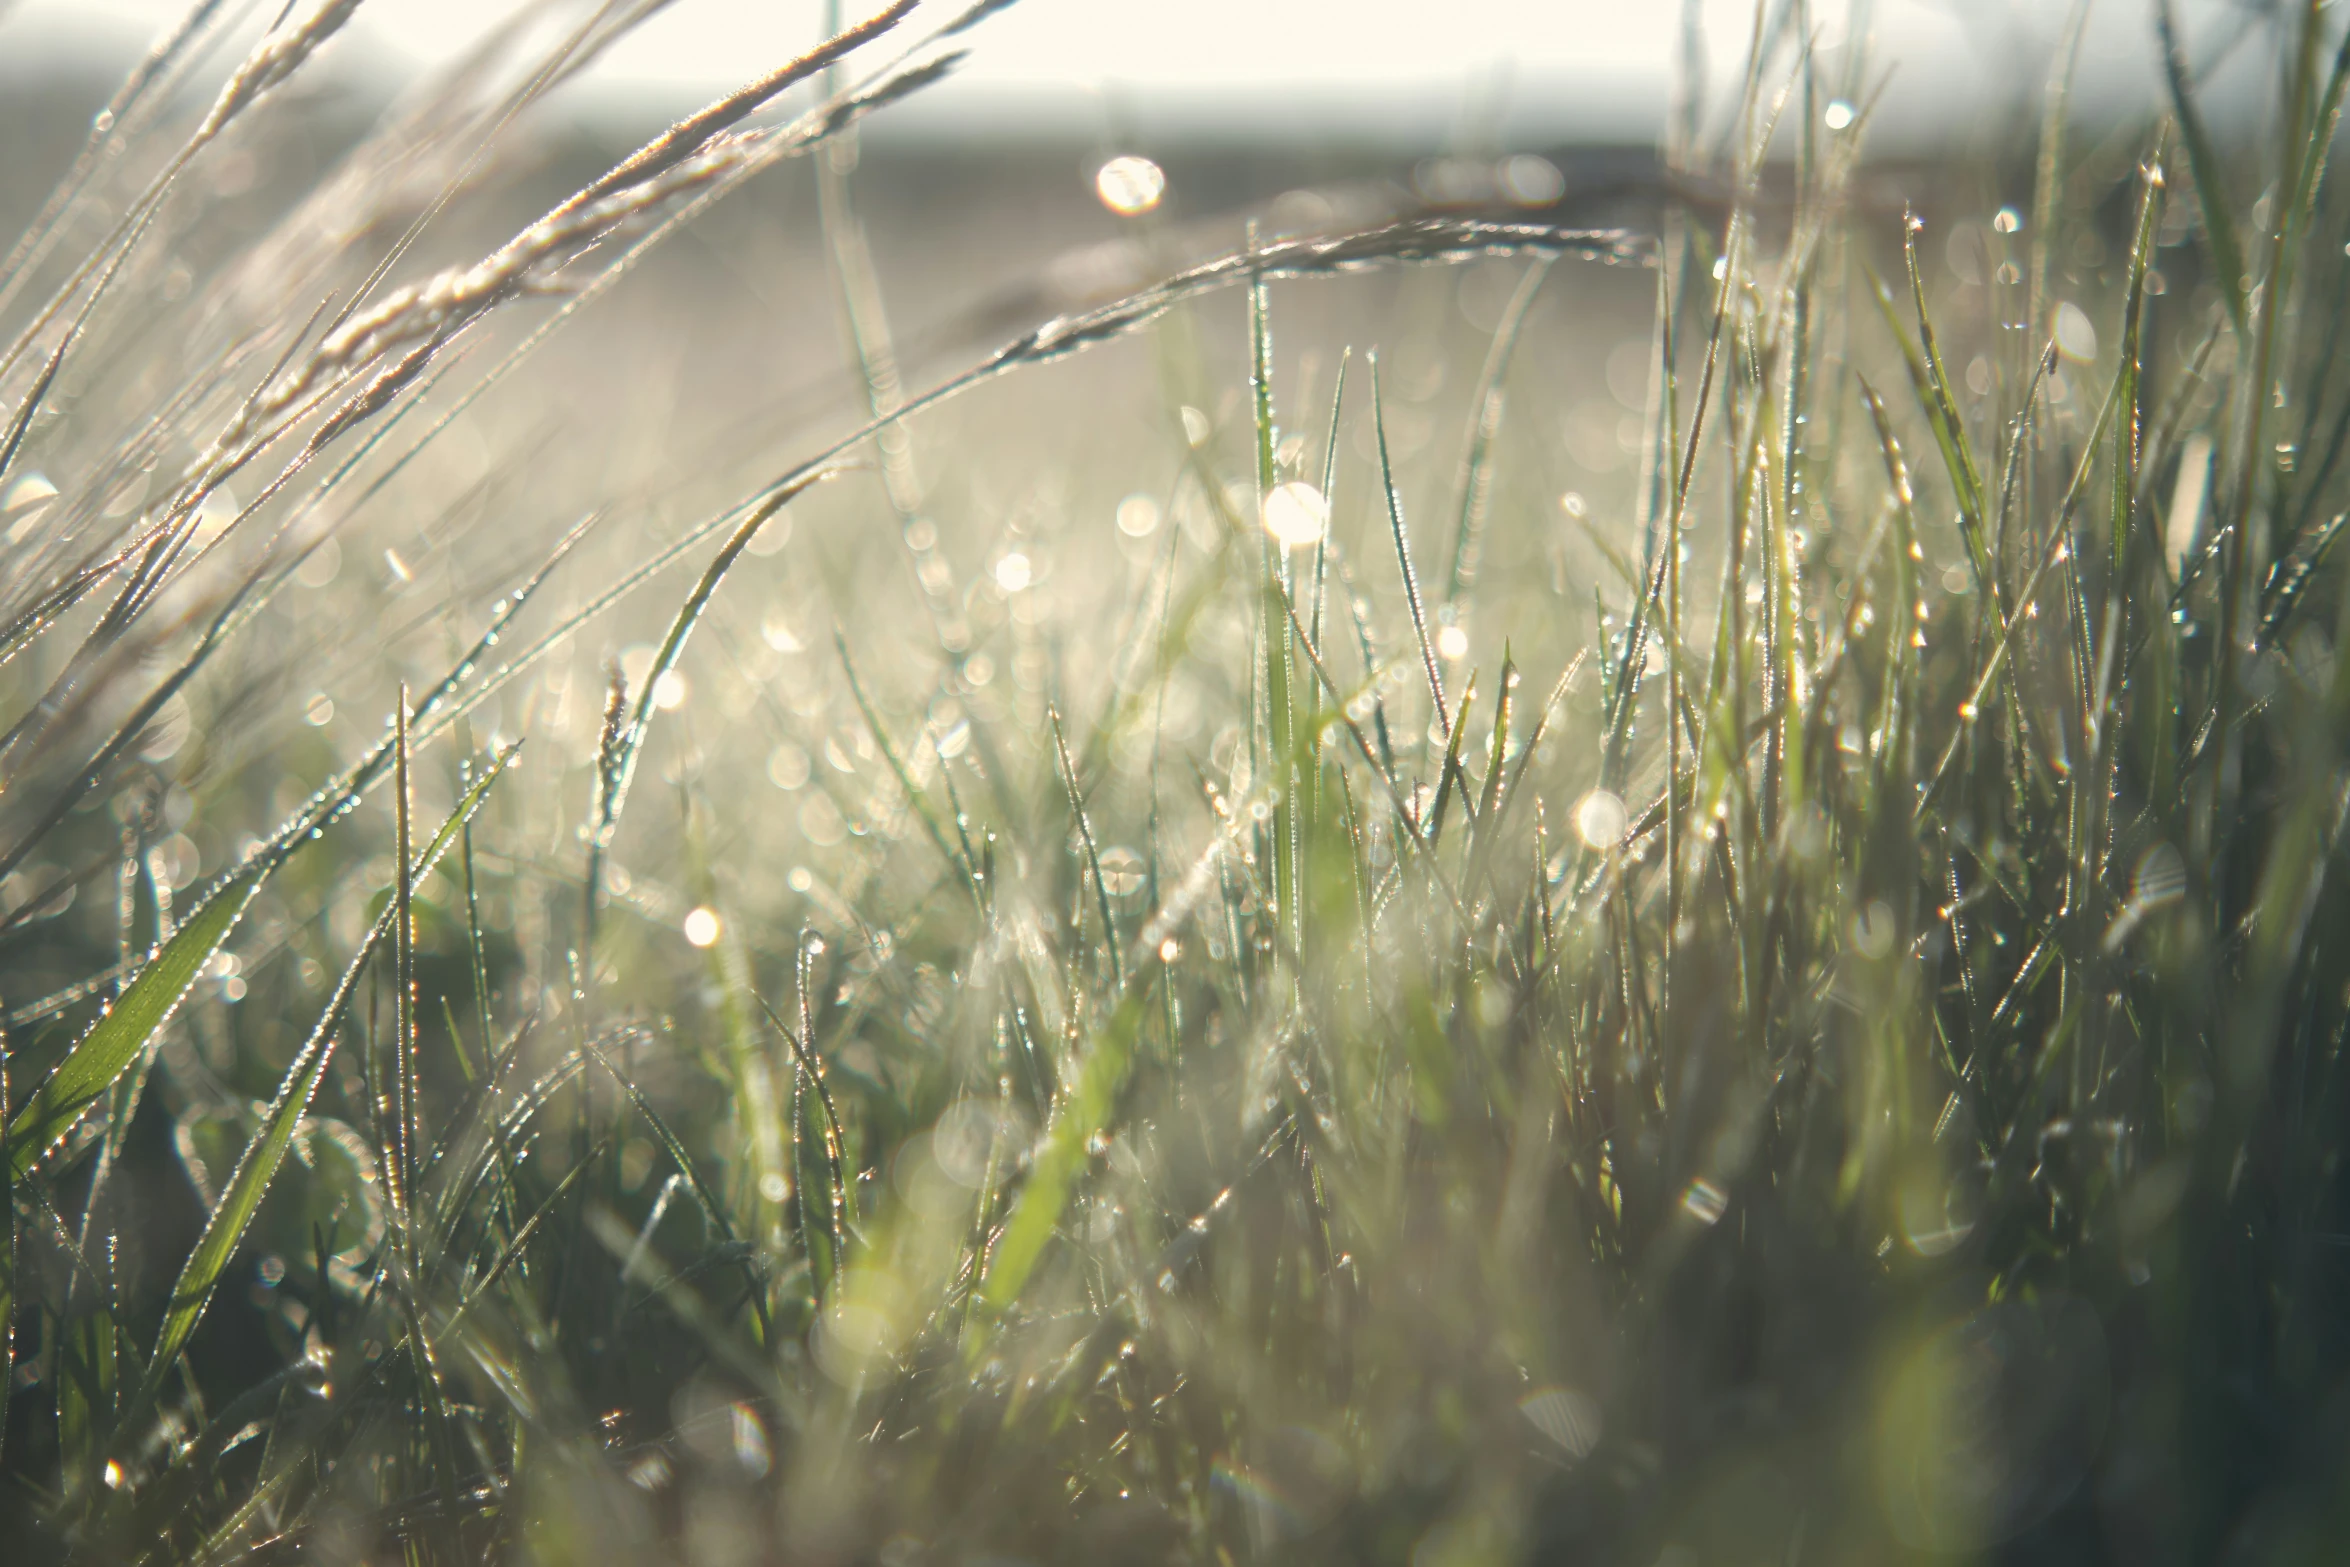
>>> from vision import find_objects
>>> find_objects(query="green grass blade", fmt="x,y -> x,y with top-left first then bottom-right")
1370,353 -> 1450,740
391,692 -> 419,1271
443,1147 -> 602,1330
1920,363 -> 2126,813
118,739 -> 516,1445
2157,0 -> 2248,333
839,629 -> 979,904
8,868 -> 262,1179
1309,349 -> 1349,654
2027,3 -> 2093,352
1900,217 -> 1990,545
1049,706 -> 1124,991
2110,162 -> 2167,580
1251,249 -> 1301,947
126,967 -> 342,1437
0,1049 -> 10,1464
1423,672 -> 1478,846
2286,13 -> 2350,250
585,466 -> 846,932
2258,513 -> 2347,648
1475,653 -> 1515,830
1444,259 -> 1552,606
585,1045 -> 760,1282
979,982 -> 1151,1311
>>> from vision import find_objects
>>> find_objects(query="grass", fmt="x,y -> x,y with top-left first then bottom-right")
1,0 -> 2349,1561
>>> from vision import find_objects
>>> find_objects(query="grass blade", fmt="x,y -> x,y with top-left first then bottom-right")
1444,260 -> 1552,607
1309,349 -> 1349,654
0,1048 -> 10,1463
2026,3 -> 2093,343
392,691 -> 420,1274
1050,706 -> 1124,991
116,739 -> 518,1451
1370,352 -> 1450,740
2157,0 -> 2248,333
1251,244 -> 1301,947
585,467 -> 846,941
8,869 -> 263,1179
124,958 -> 345,1442
1423,673 -> 1478,846
979,984 -> 1150,1311
1900,217 -> 1991,550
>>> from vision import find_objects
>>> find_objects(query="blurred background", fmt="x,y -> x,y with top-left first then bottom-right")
0,0 -> 2275,144
0,0 -> 2268,540
0,0 -> 2277,979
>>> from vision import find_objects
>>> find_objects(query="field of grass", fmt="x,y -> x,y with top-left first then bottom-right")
3,1 -> 2350,1562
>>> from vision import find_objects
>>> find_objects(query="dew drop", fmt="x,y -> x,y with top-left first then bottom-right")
1097,845 -> 1146,896
1094,155 -> 1166,216
1261,481 -> 1327,550
1574,789 -> 1626,848
1116,493 -> 1161,538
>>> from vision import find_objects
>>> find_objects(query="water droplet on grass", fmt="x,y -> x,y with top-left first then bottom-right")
1116,493 -> 1161,537
1497,153 -> 1565,205
1682,1178 -> 1728,1225
3,472 -> 59,532
1095,154 -> 1165,216
1574,789 -> 1625,848
730,1403 -> 769,1477
1262,481 -> 1327,549
2054,301 -> 2098,363
1098,845 -> 1146,895
1850,900 -> 1897,959
768,744 -> 810,789
1519,1388 -> 1603,1457
295,536 -> 341,587
746,506 -> 792,556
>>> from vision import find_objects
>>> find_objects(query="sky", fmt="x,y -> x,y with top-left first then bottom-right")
2,0 -> 2260,143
